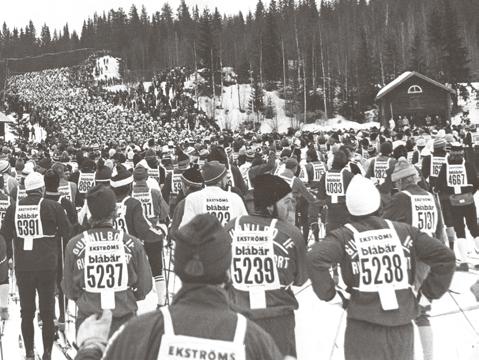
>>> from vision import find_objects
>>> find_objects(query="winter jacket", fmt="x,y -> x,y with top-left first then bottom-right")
62,226 -> 152,320
307,216 -> 455,327
224,215 -> 308,319
2,193 -> 72,271
103,284 -> 283,360
132,182 -> 169,225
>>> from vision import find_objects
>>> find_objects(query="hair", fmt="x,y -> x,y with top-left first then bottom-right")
112,184 -> 131,198
332,149 -> 348,170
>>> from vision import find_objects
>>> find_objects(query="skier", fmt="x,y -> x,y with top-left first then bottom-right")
102,214 -> 283,360
62,185 -> 152,335
307,175 -> 455,360
366,141 -> 396,207
2,172 -> 72,360
224,174 -> 308,357
179,161 -> 248,228
52,162 -> 78,204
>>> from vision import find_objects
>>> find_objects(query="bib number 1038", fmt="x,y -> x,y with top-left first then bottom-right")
86,263 -> 124,289
233,257 -> 275,285
360,254 -> 404,285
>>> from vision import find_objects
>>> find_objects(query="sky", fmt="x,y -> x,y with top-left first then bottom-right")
0,0 -> 264,34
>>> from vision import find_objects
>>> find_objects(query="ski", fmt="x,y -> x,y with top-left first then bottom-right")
54,327 -> 76,360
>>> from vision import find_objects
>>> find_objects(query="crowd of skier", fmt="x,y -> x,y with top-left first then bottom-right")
0,116 -> 478,360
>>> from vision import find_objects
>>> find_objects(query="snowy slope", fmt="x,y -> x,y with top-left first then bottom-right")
93,55 -> 121,82
452,83 -> 479,125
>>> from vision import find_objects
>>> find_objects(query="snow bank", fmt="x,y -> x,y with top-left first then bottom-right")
301,116 -> 380,132
105,84 -> 128,92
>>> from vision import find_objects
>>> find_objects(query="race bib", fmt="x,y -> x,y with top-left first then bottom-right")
84,230 -> 128,309
113,202 -> 128,232
0,198 -> 10,223
204,198 -> 231,226
132,190 -> 154,218
148,168 -> 160,182
348,221 -> 409,310
298,165 -> 308,183
407,151 -> 414,164
240,164 -> 252,191
312,162 -> 326,182
171,174 -> 183,195
231,218 -> 280,309
446,163 -> 469,194
58,184 -> 72,201
78,172 -> 95,194
325,171 -> 345,204
404,191 -> 438,236
16,188 -> 27,204
374,159 -> 390,185
226,165 -> 235,188
430,156 -> 446,178
158,308 -> 246,360
15,201 -> 44,250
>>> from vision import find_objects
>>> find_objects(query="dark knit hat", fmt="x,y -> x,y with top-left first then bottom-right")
182,167 -> 204,188
173,214 -> 231,284
81,158 -> 96,172
450,142 -> 464,151
285,157 -> 298,170
44,169 -> 60,193
253,174 -> 291,209
95,165 -> 112,183
37,157 -> 51,171
201,161 -> 227,185
145,149 -> 156,159
110,165 -> 133,188
133,165 -> 148,181
86,185 -> 117,220
380,141 -> 393,155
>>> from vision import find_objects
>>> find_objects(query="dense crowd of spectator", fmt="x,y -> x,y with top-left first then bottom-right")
4,56 -> 218,148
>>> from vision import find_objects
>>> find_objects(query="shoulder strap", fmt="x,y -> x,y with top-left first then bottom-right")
160,307 -> 175,336
344,223 -> 358,235
233,314 -> 247,345
385,219 -> 395,232
402,190 -> 412,197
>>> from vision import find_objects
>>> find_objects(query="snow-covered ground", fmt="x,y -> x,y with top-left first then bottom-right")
301,116 -> 380,132
452,83 -> 479,125
93,55 -> 121,82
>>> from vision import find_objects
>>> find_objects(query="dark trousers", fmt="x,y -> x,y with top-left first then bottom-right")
144,241 -> 163,278
253,312 -> 296,357
451,202 -> 479,238
344,318 -> 413,360
16,270 -> 56,354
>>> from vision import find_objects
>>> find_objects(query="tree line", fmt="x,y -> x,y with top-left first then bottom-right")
0,0 -> 477,120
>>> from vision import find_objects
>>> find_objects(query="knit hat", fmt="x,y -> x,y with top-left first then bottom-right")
182,167 -> 204,188
380,141 -> 393,155
44,169 -> 60,193
346,175 -> 380,216
173,214 -> 231,284
37,157 -> 52,171
0,160 -> 10,174
108,148 -> 116,158
253,174 -> 291,209
391,157 -> 417,182
25,172 -> 45,191
416,137 -> 426,148
22,162 -> 35,176
201,161 -> 227,185
133,165 -> 148,181
177,151 -> 190,170
433,138 -> 447,149
145,149 -> 156,159
15,159 -> 25,172
110,165 -> 133,188
450,142 -> 464,151
86,185 -> 117,220
95,165 -> 112,184
280,149 -> 292,158
285,157 -> 298,170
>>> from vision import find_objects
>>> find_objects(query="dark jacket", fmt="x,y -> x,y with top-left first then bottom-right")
2,193 -> 72,271
103,285 -> 283,360
307,216 -> 455,327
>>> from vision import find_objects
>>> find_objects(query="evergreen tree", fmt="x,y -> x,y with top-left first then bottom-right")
409,31 -> 425,73
249,79 -> 265,121
263,0 -> 281,81
40,24 -> 51,50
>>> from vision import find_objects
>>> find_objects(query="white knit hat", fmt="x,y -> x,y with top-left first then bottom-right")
25,172 -> 45,191
346,175 -> 380,216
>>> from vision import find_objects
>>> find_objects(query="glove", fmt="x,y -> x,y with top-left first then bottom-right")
77,310 -> 112,353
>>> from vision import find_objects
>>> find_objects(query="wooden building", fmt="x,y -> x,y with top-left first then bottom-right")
375,71 -> 455,126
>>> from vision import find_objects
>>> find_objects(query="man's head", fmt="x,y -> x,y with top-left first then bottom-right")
25,172 -> 45,195
449,142 -> 464,162
110,165 -> 133,198
201,161 -> 227,188
133,165 -> 148,184
44,169 -> 60,194
86,185 -> 117,226
391,157 -> 418,190
346,175 -> 380,218
181,167 -> 204,194
253,174 -> 295,225
285,157 -> 298,175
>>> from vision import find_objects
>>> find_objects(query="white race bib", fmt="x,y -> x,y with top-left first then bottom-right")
58,184 -> 73,201
347,221 -> 409,311
226,164 -> 235,188
312,162 -> 326,182
171,174 -> 183,195
84,230 -> 128,309
325,171 -> 345,204
403,191 -> 438,236
16,188 -> 27,204
231,218 -> 280,309
78,172 -> 95,194
446,162 -> 469,194
132,190 -> 154,218
407,151 -> 414,163
0,198 -> 10,223
113,200 -> 128,232
430,156 -> 446,178
203,198 -> 232,226
298,165 -> 308,183
374,158 -> 390,185
239,164 -> 252,191
148,168 -> 160,182
15,200 -> 45,250
157,307 -> 246,360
